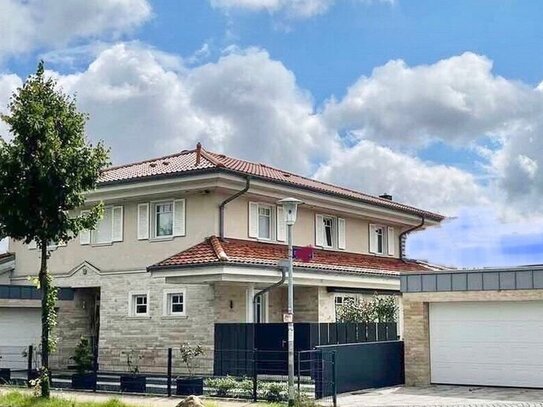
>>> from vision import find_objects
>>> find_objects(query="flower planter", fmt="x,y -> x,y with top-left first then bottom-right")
0,369 -> 10,384
120,375 -> 146,393
176,377 -> 204,396
71,372 -> 96,390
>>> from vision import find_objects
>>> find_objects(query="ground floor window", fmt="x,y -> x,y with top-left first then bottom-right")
163,288 -> 187,316
129,292 -> 149,316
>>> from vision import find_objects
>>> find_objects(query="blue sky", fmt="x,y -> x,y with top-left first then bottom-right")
1,0 -> 543,267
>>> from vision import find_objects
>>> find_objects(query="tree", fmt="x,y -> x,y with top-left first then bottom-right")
0,61 -> 109,397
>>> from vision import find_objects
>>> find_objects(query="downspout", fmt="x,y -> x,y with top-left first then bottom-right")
253,265 -> 287,323
219,176 -> 251,240
399,215 -> 425,262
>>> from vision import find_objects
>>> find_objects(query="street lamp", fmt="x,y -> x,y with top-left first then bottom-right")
277,197 -> 303,406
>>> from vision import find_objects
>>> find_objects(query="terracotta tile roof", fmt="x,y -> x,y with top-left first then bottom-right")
100,143 -> 444,222
148,236 -> 433,276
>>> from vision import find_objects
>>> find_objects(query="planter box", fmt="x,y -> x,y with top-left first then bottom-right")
71,372 -> 96,390
0,369 -> 10,384
120,375 -> 146,393
176,377 -> 204,396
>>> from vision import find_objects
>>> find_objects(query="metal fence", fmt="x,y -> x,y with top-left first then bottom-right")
0,345 -> 337,406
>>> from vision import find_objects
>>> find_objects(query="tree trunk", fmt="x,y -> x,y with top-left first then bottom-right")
39,242 -> 50,398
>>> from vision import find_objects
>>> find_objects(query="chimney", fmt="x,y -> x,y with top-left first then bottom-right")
379,193 -> 393,200
195,142 -> 202,165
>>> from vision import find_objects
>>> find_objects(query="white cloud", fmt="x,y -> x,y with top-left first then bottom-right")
210,0 -> 392,19
42,43 -> 335,174
313,140 -> 486,215
323,52 -> 534,146
0,73 -> 23,140
0,0 -> 151,58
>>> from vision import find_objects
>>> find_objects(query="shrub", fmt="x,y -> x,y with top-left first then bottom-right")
260,381 -> 287,402
205,376 -> 238,397
71,337 -> 93,374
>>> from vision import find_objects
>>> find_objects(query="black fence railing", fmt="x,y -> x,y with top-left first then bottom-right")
0,346 -> 337,406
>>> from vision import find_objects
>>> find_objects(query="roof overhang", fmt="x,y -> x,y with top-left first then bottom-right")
151,264 -> 399,290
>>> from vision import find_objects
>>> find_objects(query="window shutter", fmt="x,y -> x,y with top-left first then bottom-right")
173,199 -> 186,237
29,240 -> 37,250
276,206 -> 286,242
369,224 -> 377,254
315,214 -> 324,247
112,206 -> 124,242
80,210 -> 91,245
248,202 -> 259,238
137,203 -> 149,240
387,226 -> 395,256
338,218 -> 346,250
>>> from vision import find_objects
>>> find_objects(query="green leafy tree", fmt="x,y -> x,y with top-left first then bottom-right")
0,61 -> 109,397
373,295 -> 398,322
336,295 -> 398,323
71,337 -> 94,375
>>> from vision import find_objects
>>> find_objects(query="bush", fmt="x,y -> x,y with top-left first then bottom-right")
205,376 -> 238,397
237,377 -> 254,397
336,294 -> 398,323
259,381 -> 288,402
294,392 -> 319,407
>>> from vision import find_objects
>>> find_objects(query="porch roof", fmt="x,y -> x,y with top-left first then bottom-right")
147,236 -> 434,276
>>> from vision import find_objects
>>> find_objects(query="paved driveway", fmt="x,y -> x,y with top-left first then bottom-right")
336,385 -> 543,406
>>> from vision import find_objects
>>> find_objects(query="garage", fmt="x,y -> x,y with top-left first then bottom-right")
0,307 -> 41,370
401,266 -> 543,387
429,301 -> 543,388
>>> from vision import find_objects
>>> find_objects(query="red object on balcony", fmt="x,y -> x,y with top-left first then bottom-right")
293,246 -> 314,262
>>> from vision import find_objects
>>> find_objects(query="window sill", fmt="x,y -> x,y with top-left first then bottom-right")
162,315 -> 188,319
127,315 -> 151,319
91,242 -> 114,247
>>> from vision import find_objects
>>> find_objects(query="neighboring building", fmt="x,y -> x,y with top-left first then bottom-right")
401,266 -> 543,389
0,143 -> 444,370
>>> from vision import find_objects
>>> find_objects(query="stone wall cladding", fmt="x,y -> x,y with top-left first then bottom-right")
403,289 -> 543,386
214,283 -> 246,322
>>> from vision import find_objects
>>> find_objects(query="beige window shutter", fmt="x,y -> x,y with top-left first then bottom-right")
387,226 -> 395,256
137,203 -> 149,240
80,210 -> 91,245
338,218 -> 346,250
315,214 -> 324,247
248,202 -> 259,238
276,206 -> 286,242
112,206 -> 124,242
173,199 -> 186,237
369,224 -> 378,253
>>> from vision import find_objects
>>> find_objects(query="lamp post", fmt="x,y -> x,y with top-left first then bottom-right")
278,197 -> 303,406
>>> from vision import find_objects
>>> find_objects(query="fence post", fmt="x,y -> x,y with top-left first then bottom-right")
167,348 -> 173,397
92,349 -> 98,392
252,348 -> 258,402
297,351 -> 301,395
26,345 -> 33,387
332,351 -> 337,407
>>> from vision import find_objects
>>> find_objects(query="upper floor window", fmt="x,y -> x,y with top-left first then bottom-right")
137,199 -> 185,240
249,202 -> 274,240
315,214 -> 346,250
369,224 -> 395,256
154,202 -> 174,238
80,206 -> 123,246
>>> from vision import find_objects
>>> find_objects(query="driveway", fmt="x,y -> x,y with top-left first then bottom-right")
337,385 -> 543,406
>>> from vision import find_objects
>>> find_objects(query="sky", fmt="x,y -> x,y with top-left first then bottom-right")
1,0 -> 543,268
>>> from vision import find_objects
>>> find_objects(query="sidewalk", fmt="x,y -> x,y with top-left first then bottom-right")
0,387 -> 263,407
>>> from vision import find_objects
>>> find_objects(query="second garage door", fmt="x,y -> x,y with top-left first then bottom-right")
430,301 -> 543,388
0,307 -> 41,370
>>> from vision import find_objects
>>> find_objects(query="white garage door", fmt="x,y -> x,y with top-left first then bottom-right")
0,308 -> 41,370
430,301 -> 543,388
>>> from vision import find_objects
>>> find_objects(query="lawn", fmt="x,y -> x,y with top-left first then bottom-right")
0,391 -> 222,407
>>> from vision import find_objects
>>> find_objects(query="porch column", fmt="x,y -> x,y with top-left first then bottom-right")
245,284 -> 255,322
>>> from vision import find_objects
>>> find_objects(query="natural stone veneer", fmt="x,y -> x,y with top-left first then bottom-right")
403,289 -> 543,386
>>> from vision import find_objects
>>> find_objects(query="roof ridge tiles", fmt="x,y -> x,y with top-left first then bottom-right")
209,235 -> 229,261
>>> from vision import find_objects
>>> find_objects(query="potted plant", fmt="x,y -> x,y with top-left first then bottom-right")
120,349 -> 145,393
176,343 -> 205,396
70,337 -> 96,390
0,354 -> 10,384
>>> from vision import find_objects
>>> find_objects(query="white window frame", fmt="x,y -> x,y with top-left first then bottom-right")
257,204 -> 273,240
151,200 -> 174,239
316,214 -> 337,249
249,202 -> 275,241
369,224 -> 387,255
83,205 -> 123,246
128,291 -> 150,317
163,288 -> 187,317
